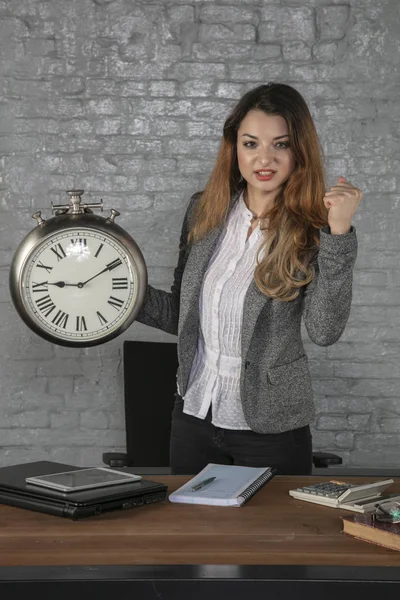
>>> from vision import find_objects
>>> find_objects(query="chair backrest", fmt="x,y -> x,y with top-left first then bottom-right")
123,340 -> 178,467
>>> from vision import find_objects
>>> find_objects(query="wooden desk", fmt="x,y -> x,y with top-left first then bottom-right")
0,474 -> 399,599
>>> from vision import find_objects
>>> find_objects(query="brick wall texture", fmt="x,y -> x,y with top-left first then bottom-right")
0,0 -> 399,468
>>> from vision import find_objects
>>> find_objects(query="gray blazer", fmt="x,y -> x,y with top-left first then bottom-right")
136,190 -> 358,433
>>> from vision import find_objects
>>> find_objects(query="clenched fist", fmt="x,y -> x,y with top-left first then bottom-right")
323,176 -> 362,234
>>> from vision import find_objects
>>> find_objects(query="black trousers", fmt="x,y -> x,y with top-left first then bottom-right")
169,396 -> 313,475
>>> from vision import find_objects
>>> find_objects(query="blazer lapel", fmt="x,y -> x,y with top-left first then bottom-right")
180,190 -> 241,327
180,224 -> 223,327
178,223 -> 225,393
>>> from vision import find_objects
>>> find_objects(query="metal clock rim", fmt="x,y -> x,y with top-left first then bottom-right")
10,213 -> 148,347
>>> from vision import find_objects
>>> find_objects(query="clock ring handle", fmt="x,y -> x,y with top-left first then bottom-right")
51,189 -> 104,215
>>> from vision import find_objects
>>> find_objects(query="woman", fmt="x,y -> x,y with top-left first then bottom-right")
136,82 -> 362,475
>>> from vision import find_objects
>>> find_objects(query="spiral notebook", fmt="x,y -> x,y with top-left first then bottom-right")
168,463 -> 277,507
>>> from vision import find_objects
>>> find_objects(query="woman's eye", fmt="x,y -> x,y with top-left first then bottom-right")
243,142 -> 290,149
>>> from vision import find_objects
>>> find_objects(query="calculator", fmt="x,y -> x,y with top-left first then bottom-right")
289,479 -> 395,511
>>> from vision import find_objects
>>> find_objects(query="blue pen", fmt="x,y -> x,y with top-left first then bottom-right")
190,476 -> 216,492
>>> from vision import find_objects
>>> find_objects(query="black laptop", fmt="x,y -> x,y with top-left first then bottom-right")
0,461 -> 167,519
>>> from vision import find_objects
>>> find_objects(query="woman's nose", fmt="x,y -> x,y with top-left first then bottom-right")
257,148 -> 276,163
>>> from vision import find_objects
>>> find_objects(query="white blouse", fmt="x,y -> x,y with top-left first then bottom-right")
181,191 -> 265,429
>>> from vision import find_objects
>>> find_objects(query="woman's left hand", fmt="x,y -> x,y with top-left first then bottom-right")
323,176 -> 362,234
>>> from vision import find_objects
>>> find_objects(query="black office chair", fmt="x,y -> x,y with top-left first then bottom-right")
103,341 -> 342,471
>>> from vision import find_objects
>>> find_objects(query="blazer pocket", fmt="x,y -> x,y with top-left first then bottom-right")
267,355 -> 308,386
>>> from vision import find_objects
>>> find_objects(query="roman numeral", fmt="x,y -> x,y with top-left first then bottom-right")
35,295 -> 56,317
32,281 -> 48,293
94,243 -> 104,258
106,258 -> 122,271
51,310 -> 69,329
96,311 -> 108,325
107,296 -> 124,310
37,261 -> 53,273
76,316 -> 87,331
50,243 -> 67,261
70,237 -> 87,249
112,278 -> 128,290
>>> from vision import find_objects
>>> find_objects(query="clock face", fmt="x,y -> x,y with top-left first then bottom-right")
20,227 -> 138,343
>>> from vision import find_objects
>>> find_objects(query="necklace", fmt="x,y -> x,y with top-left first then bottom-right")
243,189 -> 269,230
243,189 -> 263,220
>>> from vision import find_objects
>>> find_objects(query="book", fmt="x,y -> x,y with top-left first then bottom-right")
342,513 -> 400,552
168,463 -> 276,507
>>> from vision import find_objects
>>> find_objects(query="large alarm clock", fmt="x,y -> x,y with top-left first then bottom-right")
9,189 -> 147,347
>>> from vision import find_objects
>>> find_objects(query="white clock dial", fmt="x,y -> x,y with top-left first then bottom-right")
21,228 -> 138,342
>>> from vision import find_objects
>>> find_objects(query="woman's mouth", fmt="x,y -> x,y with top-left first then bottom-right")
255,170 -> 276,181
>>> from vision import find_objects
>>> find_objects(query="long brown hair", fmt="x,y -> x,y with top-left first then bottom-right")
188,82 -> 329,301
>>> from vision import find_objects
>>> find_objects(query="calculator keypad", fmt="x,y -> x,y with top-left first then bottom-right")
296,481 -> 357,499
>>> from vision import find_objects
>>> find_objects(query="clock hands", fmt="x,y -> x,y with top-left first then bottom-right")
48,281 -> 81,288
80,258 -> 122,286
47,258 -> 123,289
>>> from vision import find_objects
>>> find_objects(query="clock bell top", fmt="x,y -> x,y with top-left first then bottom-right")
32,189 -> 120,226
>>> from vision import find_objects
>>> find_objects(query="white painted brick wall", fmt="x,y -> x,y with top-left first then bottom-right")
0,0 -> 399,468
